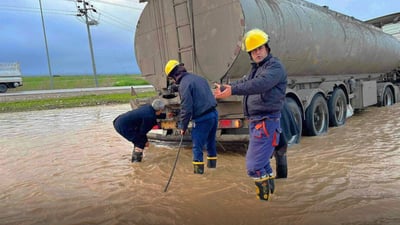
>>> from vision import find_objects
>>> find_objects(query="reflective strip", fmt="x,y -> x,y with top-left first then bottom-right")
254,175 -> 275,182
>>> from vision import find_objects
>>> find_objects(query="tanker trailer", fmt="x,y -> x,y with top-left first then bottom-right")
134,0 -> 400,143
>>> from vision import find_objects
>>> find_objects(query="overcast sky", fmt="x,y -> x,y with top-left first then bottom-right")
0,0 -> 399,76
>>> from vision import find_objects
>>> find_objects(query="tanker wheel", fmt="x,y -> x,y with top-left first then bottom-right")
304,94 -> 328,136
379,87 -> 394,107
286,97 -> 302,144
0,84 -> 7,93
328,88 -> 347,127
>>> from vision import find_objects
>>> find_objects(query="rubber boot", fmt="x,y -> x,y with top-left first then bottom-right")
207,156 -> 217,168
131,146 -> 144,163
193,162 -> 205,174
254,175 -> 275,201
131,151 -> 143,162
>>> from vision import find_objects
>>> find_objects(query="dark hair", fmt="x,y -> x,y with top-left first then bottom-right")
169,64 -> 187,80
265,43 -> 271,52
248,43 -> 271,59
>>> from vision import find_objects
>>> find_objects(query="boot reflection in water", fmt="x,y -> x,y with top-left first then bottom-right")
254,175 -> 275,201
193,161 -> 205,174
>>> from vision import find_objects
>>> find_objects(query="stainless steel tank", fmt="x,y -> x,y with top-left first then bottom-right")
134,0 -> 400,90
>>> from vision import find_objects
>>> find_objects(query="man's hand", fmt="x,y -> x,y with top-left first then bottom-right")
145,141 -> 150,148
214,83 -> 232,99
180,129 -> 186,135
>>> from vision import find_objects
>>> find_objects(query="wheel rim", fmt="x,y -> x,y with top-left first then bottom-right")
314,104 -> 326,133
335,96 -> 346,122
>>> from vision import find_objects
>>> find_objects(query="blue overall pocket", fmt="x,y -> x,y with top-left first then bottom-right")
254,120 -> 269,138
253,119 -> 282,147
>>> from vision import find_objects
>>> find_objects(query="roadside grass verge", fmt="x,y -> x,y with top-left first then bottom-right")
0,92 -> 157,113
0,75 -> 156,113
14,74 -> 148,91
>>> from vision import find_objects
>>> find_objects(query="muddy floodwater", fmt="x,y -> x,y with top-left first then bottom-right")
1,104 -> 400,225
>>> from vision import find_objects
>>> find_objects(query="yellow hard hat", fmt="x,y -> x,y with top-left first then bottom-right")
164,59 -> 180,76
242,29 -> 269,52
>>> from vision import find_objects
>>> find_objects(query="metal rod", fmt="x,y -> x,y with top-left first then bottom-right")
164,135 -> 184,192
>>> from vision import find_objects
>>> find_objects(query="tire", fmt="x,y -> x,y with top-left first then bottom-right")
379,87 -> 394,107
0,84 -> 7,93
286,97 -> 302,144
304,94 -> 328,136
328,88 -> 347,127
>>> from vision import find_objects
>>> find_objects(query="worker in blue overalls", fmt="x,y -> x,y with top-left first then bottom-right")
164,60 -> 218,174
215,29 -> 288,201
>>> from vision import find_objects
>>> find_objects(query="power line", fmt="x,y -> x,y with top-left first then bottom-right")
97,11 -> 134,32
91,0 -> 145,10
0,2 -> 141,32
0,5 -> 75,15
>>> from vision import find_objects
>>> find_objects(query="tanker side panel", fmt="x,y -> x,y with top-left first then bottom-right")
235,0 -> 400,78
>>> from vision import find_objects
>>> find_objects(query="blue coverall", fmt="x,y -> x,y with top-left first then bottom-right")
175,71 -> 218,162
231,54 -> 287,178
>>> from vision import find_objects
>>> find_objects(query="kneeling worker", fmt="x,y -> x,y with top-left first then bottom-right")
113,99 -> 166,162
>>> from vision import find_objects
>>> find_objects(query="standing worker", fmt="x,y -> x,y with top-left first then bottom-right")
113,99 -> 166,163
214,28 -> 287,201
164,60 -> 218,174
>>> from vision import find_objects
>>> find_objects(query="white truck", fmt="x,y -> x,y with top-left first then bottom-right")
0,63 -> 23,93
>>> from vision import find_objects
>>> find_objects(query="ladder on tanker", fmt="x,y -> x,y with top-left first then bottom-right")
172,0 -> 196,73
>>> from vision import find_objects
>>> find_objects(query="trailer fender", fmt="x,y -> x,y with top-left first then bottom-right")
319,81 -> 350,102
377,82 -> 396,106
285,88 -> 304,118
295,88 -> 327,110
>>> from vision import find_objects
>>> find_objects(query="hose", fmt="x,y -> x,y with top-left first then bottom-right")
163,134 -> 184,192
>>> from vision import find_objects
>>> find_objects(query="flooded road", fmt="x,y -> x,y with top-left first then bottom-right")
1,104 -> 400,225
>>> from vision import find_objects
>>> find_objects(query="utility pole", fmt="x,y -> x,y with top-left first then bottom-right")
76,0 -> 99,87
38,0 -> 54,89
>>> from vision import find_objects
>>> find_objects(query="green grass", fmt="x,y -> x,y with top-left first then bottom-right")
1,74 -> 156,113
0,92 -> 157,113
13,74 -> 149,91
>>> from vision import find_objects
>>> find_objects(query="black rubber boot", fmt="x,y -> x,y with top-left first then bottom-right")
254,175 -> 275,201
131,151 -> 143,163
193,162 -> 205,174
207,156 -> 217,168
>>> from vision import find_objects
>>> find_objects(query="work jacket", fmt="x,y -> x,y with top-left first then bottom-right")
176,72 -> 217,131
231,54 -> 287,119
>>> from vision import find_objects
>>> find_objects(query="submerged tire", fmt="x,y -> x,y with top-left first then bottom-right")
328,88 -> 347,127
304,94 -> 328,136
379,87 -> 394,107
286,97 -> 302,144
